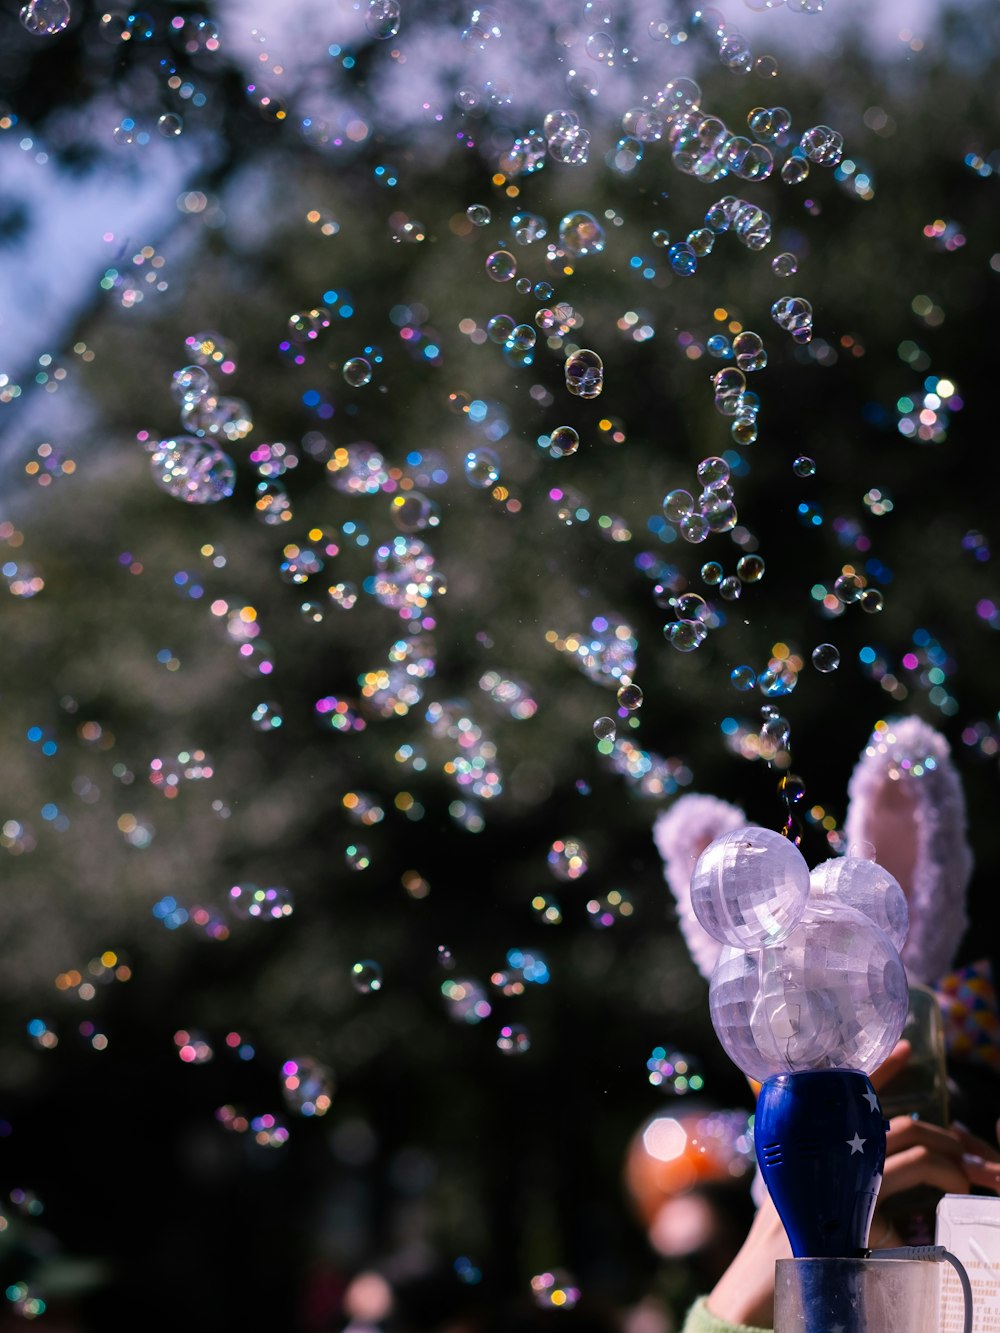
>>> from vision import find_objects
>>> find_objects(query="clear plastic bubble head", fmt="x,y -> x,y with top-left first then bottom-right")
808,856 -> 909,951
690,825 -> 810,949
709,901 -> 908,1083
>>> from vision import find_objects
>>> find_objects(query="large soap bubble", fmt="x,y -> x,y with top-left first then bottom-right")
709,902 -> 908,1084
690,826 -> 809,949
809,856 -> 909,950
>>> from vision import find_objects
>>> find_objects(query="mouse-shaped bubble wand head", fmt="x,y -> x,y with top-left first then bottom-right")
691,826 -> 909,1258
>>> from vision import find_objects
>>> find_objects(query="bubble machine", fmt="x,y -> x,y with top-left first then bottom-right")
692,827 -> 968,1333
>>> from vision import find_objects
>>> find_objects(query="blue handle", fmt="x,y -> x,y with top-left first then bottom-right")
755,1069 -> 887,1258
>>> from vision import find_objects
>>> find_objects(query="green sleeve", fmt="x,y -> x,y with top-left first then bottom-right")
681,1296 -> 773,1333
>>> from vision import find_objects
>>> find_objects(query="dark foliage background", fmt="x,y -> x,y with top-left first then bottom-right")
0,0 -> 997,1328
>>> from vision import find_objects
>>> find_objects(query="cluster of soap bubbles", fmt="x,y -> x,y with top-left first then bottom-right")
558,210 -> 605,258
542,108 -> 591,165
771,295 -> 814,343
148,335 -> 254,504
547,614 -> 637,686
498,128 -> 547,177
705,195 -> 773,249
19,0 -> 71,36
663,455 -> 738,552
564,348 -> 604,398
280,1057 -> 334,1116
710,367 -> 761,445
829,570 -> 885,615
426,700 -> 503,801
691,827 -> 909,1082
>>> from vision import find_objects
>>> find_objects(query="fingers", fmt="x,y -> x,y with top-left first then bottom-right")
870,1039 -> 912,1094
881,1144 -> 971,1197
953,1120 -> 1000,1163
881,1117 -> 1000,1195
959,1154 -> 1000,1191
886,1115 -> 965,1161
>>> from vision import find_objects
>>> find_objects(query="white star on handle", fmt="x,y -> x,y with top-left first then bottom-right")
863,1088 -> 879,1113
847,1133 -> 866,1155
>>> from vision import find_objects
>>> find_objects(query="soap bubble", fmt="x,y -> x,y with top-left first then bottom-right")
646,1048 -> 704,1094
697,456 -> 729,486
701,562 -> 724,585
617,683 -> 643,711
809,858 -> 909,950
811,643 -> 840,672
731,665 -> 756,691
466,203 -> 491,226
771,295 -> 813,341
705,501 -> 739,535
351,960 -> 383,993
228,884 -> 294,920
531,1270 -> 581,1311
719,31 -> 753,72
733,331 -> 766,373
558,211 -> 605,258
251,701 -> 283,731
487,314 -> 515,345
781,155 -> 810,185
507,324 -> 536,351
365,0 -> 401,37
737,554 -> 765,583
20,0 -> 70,35
771,251 -> 798,277
443,978 -> 492,1024
707,334 -> 732,359
485,250 -> 517,282
593,716 -> 616,741
800,125 -> 844,167
758,664 -> 797,697
342,357 -> 372,387
860,588 -> 884,613
113,119 -> 137,145
691,825 -> 810,949
497,1023 -> 531,1054
668,243 -> 697,277
391,491 -> 439,533
666,619 -> 707,652
289,307 -> 331,342
151,437 -> 235,505
465,448 -> 501,488
833,573 -> 863,603
171,365 -> 213,405
718,575 -> 742,600
564,349 -> 603,399
512,213 -> 547,245
663,489 -> 694,522
674,593 -> 708,621
281,1057 -> 334,1116
709,901 -> 908,1082
680,513 -> 710,543
546,426 -> 580,458
254,480 -> 292,525
185,330 -> 237,373
792,455 -> 816,477
548,837 -> 588,881
157,113 -> 183,137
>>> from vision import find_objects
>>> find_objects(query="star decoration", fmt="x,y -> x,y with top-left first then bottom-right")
863,1088 -> 879,1112
847,1132 -> 867,1155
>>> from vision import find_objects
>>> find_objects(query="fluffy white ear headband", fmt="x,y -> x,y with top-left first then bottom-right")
654,717 -> 972,986
843,716 -> 972,985
653,793 -> 748,981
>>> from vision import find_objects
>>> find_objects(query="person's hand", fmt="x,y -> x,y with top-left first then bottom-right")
869,1115 -> 1000,1247
704,1043 -> 1000,1328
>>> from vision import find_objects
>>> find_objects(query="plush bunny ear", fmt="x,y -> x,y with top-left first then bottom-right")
653,794 -> 750,980
843,717 -> 972,985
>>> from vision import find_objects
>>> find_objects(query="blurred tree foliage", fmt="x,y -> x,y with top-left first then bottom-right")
0,0 -> 998,1328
